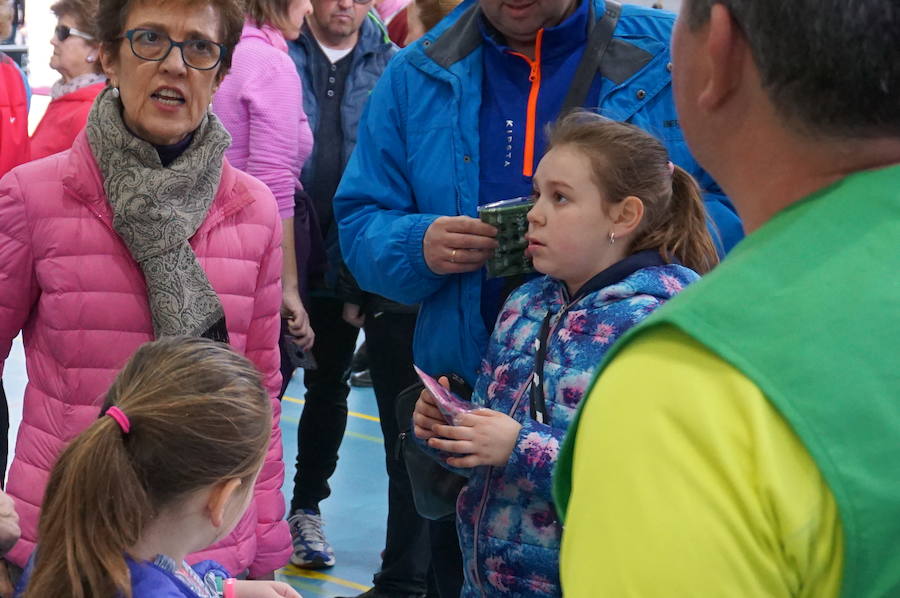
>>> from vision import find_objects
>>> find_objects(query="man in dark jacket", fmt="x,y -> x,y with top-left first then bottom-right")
287,4 -> 434,598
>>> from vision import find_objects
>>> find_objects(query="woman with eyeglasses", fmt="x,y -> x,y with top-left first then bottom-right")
29,0 -> 106,161
0,0 -> 291,588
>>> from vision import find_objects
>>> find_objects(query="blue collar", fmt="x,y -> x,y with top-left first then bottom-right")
478,0 -> 590,62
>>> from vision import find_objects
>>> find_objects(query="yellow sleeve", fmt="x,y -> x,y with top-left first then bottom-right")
560,326 -> 843,598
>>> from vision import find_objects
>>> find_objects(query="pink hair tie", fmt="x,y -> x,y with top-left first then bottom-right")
106,406 -> 131,434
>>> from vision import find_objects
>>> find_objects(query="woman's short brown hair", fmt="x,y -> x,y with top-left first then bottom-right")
414,0 -> 462,32
96,0 -> 243,75
51,0 -> 100,38
246,0 -> 296,37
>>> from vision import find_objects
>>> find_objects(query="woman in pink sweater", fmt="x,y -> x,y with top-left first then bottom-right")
214,0 -> 315,353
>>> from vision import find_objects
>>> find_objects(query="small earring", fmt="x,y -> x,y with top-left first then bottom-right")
86,55 -> 95,63
111,87 -> 120,98
608,231 -> 616,245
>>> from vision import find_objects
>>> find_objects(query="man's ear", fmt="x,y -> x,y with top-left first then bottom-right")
611,195 -> 644,237
698,3 -> 746,112
206,478 -> 243,528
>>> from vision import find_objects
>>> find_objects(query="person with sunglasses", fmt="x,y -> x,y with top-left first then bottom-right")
0,0 -> 292,590
29,0 -> 106,161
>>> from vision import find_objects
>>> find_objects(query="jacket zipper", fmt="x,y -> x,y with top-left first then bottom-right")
470,378 -> 532,596
508,29 -> 544,178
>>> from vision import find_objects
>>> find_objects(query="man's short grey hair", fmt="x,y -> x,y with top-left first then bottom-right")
684,0 -> 900,139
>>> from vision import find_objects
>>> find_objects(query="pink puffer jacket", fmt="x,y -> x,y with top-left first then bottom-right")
0,131 -> 290,576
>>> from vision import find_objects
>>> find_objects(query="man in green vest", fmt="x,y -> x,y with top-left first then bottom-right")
553,1 -> 900,596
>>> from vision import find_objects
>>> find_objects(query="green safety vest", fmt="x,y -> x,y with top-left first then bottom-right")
554,164 -> 900,597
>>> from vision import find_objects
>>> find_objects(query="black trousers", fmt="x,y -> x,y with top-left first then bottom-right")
285,295 -> 359,513
428,518 -> 464,598
364,311 -> 431,595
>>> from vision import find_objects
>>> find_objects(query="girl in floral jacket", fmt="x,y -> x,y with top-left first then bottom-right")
414,114 -> 721,596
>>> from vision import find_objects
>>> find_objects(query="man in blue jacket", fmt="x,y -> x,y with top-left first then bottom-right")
335,0 -> 742,394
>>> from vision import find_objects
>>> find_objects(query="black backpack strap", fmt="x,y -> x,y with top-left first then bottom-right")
528,311 -> 553,424
561,0 -> 623,114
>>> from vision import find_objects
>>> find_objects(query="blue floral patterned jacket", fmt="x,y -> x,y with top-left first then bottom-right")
438,252 -> 700,596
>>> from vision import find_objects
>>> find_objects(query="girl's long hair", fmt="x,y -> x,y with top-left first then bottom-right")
24,337 -> 271,598
548,112 -> 720,274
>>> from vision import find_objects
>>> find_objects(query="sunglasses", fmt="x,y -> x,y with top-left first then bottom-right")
55,24 -> 94,42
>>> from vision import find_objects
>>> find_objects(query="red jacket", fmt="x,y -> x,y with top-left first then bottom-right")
0,53 -> 28,177
29,82 -> 105,160
0,130 -> 290,576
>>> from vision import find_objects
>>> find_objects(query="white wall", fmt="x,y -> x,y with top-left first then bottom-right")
24,0 -> 55,88
21,0 -> 55,132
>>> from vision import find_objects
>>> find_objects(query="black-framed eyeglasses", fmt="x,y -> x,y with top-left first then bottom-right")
55,24 -> 94,42
121,28 -> 227,71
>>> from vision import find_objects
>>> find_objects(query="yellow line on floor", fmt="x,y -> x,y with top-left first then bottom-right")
274,574 -> 326,595
283,395 -> 381,423
279,565 -> 372,592
280,415 -> 383,445
345,430 -> 384,444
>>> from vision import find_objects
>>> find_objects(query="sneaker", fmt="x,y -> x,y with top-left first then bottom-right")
349,369 -> 373,388
288,508 -> 336,568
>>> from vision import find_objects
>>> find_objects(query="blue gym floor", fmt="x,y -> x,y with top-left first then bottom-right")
4,337 -> 389,598
277,368 -> 387,597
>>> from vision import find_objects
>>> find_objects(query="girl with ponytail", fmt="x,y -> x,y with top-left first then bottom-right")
411,112 -> 718,596
19,337 -> 300,598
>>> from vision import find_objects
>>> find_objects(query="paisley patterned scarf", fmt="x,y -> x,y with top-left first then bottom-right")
86,86 -> 232,340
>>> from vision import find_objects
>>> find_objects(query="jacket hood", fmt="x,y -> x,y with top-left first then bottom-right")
595,263 -> 700,304
525,258 -> 700,319
553,250 -> 700,306
358,12 -> 394,52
